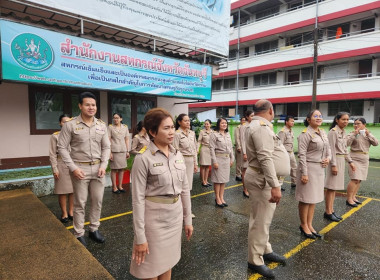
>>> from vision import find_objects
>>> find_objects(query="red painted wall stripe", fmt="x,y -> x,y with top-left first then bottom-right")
188,91 -> 380,108
230,2 -> 380,46
231,0 -> 259,10
215,46 -> 380,79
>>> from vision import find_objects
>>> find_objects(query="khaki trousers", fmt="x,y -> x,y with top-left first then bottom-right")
71,163 -> 105,237
245,168 -> 276,265
289,152 -> 297,184
235,148 -> 242,177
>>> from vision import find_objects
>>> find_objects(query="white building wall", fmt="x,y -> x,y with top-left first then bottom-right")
0,82 -> 50,159
157,97 -> 188,118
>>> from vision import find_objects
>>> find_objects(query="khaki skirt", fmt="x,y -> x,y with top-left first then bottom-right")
199,145 -> 211,166
325,155 -> 345,190
54,159 -> 73,194
110,152 -> 127,169
184,156 -> 194,191
295,162 -> 325,204
211,155 -> 231,184
130,197 -> 183,279
349,152 -> 369,181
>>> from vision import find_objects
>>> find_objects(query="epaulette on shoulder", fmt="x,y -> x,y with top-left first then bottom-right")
53,131 -> 60,135
320,128 -> 325,131
138,146 -> 147,154
98,119 -> 105,124
302,128 -> 307,133
109,124 -> 113,126
281,127 -> 285,132
134,134 -> 139,138
176,129 -> 180,132
123,124 -> 128,127
332,127 -> 337,131
66,117 -> 75,122
260,120 -> 266,126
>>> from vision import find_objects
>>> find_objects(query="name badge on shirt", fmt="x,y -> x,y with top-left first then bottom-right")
175,160 -> 184,164
75,127 -> 84,131
153,163 -> 163,167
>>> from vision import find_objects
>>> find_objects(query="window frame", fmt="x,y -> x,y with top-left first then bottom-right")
29,85 -> 100,135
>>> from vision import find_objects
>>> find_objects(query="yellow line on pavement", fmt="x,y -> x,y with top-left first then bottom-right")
66,183 -> 244,229
248,198 -> 372,279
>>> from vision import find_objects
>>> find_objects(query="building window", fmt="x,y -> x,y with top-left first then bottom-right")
212,80 -> 222,91
298,103 -> 312,117
358,59 -> 372,78
254,73 -> 276,87
29,86 -> 99,135
108,92 -> 156,133
328,101 -> 364,116
327,23 -> 350,40
223,78 -> 236,90
361,18 -> 375,33
255,40 -> 278,55
256,6 -> 279,21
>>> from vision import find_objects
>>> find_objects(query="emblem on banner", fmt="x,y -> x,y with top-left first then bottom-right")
11,33 -> 54,71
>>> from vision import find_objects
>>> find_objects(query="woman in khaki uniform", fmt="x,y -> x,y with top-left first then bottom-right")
325,112 -> 356,221
197,119 -> 213,187
210,118 -> 234,207
108,113 -> 130,194
49,114 -> 74,223
130,121 -> 150,155
296,110 -> 331,239
346,118 -> 378,206
130,108 -> 193,280
240,110 -> 254,198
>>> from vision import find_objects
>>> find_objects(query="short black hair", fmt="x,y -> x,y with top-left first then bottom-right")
136,120 -> 144,132
285,115 -> 294,123
59,114 -> 70,123
244,110 -> 254,118
79,92 -> 96,104
354,117 -> 366,125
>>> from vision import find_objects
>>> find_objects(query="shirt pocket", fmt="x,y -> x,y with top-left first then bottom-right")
174,162 -> 186,182
180,136 -> 190,149
95,129 -> 106,142
149,166 -> 171,187
73,128 -> 88,142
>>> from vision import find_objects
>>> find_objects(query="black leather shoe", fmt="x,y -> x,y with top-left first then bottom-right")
207,183 -> 213,187
332,212 -> 342,220
215,200 -> 225,208
312,232 -> 322,238
263,252 -> 286,264
222,203 -> 228,207
60,217 -> 69,223
243,191 -> 250,198
118,189 -> 126,193
291,183 -> 296,188
247,263 -> 275,279
89,230 -> 105,243
68,215 -> 73,221
299,226 -> 316,239
324,212 -> 340,222
236,176 -> 242,181
77,236 -> 87,247
112,189 -> 120,194
346,200 -> 358,207
201,183 -> 209,187
354,200 -> 362,205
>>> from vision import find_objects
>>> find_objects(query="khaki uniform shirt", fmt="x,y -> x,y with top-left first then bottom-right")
173,128 -> 198,166
209,131 -> 235,164
278,126 -> 294,152
246,116 -> 290,188
328,125 -> 352,166
347,131 -> 379,153
234,125 -> 241,150
197,129 -> 213,151
108,124 -> 129,152
58,115 -> 111,172
49,132 -> 61,174
298,126 -> 331,176
240,123 -> 248,155
131,142 -> 192,244
130,133 -> 151,155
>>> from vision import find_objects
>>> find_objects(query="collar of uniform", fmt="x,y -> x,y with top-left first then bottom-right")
307,125 -> 320,136
178,127 -> 190,135
334,125 -> 344,134
76,114 -> 97,126
252,116 -> 273,128
203,129 -> 212,134
148,142 -> 176,156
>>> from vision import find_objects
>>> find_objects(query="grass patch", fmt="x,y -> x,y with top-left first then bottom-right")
0,168 -> 53,181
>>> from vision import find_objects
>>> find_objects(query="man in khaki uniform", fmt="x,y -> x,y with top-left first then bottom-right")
245,100 -> 289,279
58,92 -> 110,247
234,117 -> 246,181
277,116 -> 297,190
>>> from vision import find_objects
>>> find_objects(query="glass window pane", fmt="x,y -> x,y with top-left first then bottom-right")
351,101 -> 363,115
111,96 -> 132,128
137,100 -> 155,124
299,103 -> 311,117
328,102 -> 339,116
35,91 -> 63,129
71,94 -> 81,117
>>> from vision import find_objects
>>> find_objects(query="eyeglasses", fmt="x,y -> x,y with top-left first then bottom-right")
313,115 -> 323,118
